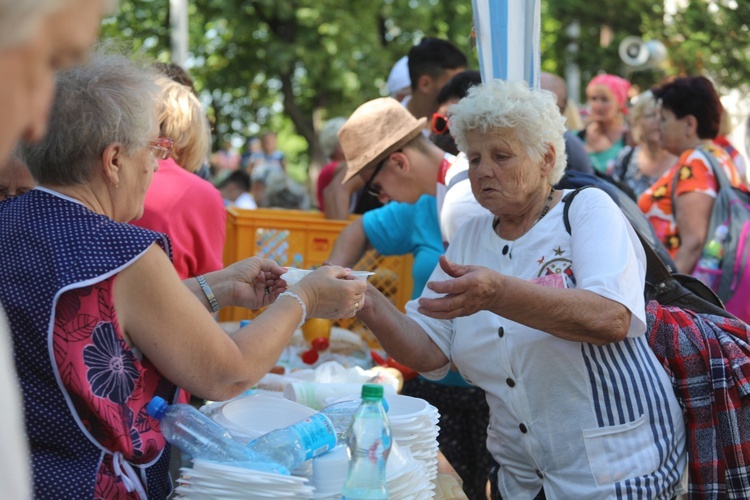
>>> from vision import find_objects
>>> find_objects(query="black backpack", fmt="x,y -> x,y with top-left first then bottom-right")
555,170 -> 674,270
561,186 -> 731,317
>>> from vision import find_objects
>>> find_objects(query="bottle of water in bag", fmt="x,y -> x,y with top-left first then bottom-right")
341,384 -> 392,499
693,224 -> 728,291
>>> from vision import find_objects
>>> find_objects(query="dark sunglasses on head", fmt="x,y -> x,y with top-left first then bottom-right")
431,113 -> 449,135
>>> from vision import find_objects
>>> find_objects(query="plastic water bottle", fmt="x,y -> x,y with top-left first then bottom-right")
245,413 -> 338,475
146,397 -> 284,473
241,397 -> 391,475
693,225 -> 729,290
320,398 -> 390,441
341,384 -> 392,499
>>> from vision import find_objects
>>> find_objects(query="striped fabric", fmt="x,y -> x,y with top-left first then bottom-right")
646,300 -> 750,498
471,0 -> 541,89
581,336 -> 683,497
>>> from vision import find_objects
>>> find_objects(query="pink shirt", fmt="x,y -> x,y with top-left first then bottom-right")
133,158 -> 226,279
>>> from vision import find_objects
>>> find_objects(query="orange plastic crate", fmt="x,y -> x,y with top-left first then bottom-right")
219,208 -> 413,344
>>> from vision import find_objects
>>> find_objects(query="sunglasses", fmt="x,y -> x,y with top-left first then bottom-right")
364,158 -> 387,198
431,113 -> 449,135
149,137 -> 175,160
362,149 -> 402,198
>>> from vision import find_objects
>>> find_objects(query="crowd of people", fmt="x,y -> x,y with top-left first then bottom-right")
1,1 -> 750,499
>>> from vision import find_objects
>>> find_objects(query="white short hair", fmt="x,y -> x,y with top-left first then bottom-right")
319,117 -> 347,160
449,79 -> 567,185
0,0 -> 119,48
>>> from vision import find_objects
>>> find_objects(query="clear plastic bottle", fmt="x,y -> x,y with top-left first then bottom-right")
146,396 -> 284,473
693,224 -> 729,291
319,398 -> 390,441
245,413 -> 338,475
341,384 -> 392,500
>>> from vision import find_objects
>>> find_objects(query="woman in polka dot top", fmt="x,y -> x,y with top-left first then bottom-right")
0,53 -> 366,499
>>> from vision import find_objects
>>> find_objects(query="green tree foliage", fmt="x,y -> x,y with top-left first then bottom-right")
542,0 -> 750,96
665,0 -> 750,92
542,0 -> 668,94
100,0 -> 749,178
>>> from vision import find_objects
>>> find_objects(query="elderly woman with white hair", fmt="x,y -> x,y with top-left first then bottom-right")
356,80 -> 686,498
1,53 -> 365,499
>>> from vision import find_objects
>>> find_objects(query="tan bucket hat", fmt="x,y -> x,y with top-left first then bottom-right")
338,97 -> 427,183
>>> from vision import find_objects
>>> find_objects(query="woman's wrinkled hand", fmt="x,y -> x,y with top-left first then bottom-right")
227,257 -> 288,309
418,255 -> 503,319
291,266 -> 367,319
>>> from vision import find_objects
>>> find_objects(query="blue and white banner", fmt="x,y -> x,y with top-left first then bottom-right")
471,0 -> 541,90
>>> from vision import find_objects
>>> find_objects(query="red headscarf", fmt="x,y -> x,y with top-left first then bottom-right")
587,74 -> 631,114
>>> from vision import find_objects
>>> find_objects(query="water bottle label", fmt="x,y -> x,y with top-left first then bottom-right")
290,414 -> 337,460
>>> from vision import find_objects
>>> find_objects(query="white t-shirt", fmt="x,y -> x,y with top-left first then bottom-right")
0,306 -> 31,499
233,191 -> 257,210
407,188 -> 686,498
435,152 -> 491,244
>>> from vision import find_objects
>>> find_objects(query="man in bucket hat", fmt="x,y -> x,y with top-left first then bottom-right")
328,96 -> 493,499
328,96 -> 487,295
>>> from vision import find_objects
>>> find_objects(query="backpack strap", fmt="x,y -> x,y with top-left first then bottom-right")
563,186 -> 674,284
563,186 -> 730,314
671,146 -> 731,216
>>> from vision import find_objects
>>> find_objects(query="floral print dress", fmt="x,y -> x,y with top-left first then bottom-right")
0,188 -> 175,499
54,277 -> 173,498
638,145 -> 746,256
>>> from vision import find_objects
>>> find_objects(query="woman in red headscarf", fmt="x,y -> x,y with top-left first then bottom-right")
578,74 -> 632,174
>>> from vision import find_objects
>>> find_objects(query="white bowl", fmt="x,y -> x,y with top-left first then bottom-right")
216,393 -> 316,441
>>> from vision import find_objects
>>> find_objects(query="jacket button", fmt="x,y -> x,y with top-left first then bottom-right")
536,469 -> 543,479
497,327 -> 504,338
519,423 -> 528,433
506,378 -> 515,388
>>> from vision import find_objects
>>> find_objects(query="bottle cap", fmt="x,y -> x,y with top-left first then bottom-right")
146,396 -> 168,419
361,384 -> 383,400
715,224 -> 729,240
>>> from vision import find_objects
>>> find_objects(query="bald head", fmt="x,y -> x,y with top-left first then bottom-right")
540,72 -> 568,114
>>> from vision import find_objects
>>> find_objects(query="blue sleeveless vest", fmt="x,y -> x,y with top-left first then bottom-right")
0,189 -> 176,498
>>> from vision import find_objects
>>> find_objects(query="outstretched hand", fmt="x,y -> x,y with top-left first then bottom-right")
292,266 -> 368,319
418,255 -> 502,319
227,257 -> 288,309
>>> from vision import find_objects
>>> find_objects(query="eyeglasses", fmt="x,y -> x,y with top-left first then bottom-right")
363,149 -> 401,198
149,137 -> 174,160
364,158 -> 387,197
431,113 -> 449,135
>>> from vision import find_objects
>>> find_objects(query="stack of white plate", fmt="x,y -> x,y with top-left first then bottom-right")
386,440 -> 436,499
385,394 -> 441,482
174,459 -> 314,499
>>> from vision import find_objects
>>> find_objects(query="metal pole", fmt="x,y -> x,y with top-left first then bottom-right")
170,0 -> 188,67
565,21 -> 581,106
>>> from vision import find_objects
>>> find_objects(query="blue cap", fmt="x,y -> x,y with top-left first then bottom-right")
146,396 -> 168,419
240,320 -> 251,328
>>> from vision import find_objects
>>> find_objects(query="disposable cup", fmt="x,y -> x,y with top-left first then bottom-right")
284,382 -> 394,410
312,445 -> 349,495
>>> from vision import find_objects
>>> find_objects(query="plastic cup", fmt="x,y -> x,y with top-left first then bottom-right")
313,445 -> 349,495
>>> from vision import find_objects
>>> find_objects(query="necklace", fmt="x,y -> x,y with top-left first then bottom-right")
493,186 -> 555,233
